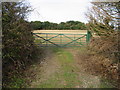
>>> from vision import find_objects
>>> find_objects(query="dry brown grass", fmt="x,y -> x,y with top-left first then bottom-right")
33,30 -> 88,34
76,36 -> 119,88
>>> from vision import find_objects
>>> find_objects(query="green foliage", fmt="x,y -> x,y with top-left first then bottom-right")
2,2 -> 39,87
30,20 -> 87,30
8,76 -> 26,88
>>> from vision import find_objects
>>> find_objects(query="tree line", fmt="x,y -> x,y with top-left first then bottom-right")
30,21 -> 87,30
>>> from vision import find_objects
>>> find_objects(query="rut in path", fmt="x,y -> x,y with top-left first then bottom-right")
26,47 -> 113,88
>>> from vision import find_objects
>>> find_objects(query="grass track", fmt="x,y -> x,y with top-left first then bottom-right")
28,47 -> 114,88
37,48 -> 82,88
9,47 -> 114,88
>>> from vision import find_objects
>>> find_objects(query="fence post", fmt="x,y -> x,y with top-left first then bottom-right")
46,33 -> 48,46
60,34 -> 62,47
86,30 -> 92,43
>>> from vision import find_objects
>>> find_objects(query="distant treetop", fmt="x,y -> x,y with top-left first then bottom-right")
30,20 -> 87,30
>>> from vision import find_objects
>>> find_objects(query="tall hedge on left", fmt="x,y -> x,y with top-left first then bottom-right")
2,2 -> 39,86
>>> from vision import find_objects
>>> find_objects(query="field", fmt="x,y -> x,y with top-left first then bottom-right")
33,30 -> 88,47
33,30 -> 87,34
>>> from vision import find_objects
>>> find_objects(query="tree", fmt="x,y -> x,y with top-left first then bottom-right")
86,1 -> 120,36
30,21 -> 43,30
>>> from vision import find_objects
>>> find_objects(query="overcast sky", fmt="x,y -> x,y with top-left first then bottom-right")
26,0 -> 92,23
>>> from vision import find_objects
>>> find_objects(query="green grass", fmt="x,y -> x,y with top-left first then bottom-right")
34,39 -> 41,44
57,50 -> 74,63
8,76 -> 26,88
37,47 -> 82,88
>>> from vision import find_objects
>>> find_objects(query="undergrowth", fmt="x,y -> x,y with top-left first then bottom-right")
77,37 -> 119,88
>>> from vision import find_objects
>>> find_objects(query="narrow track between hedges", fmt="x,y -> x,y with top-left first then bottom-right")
26,47 -> 114,88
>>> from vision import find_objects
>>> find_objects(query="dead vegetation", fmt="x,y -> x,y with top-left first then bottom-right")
77,35 -> 119,88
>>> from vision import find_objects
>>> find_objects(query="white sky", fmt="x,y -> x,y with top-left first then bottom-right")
26,0 -> 92,23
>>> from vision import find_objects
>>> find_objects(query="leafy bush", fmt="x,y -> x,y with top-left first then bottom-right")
2,2 -> 40,87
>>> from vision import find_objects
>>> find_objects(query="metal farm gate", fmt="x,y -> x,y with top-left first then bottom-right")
33,31 -> 91,47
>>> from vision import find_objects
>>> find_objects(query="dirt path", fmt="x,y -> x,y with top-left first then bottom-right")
26,47 -> 113,88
